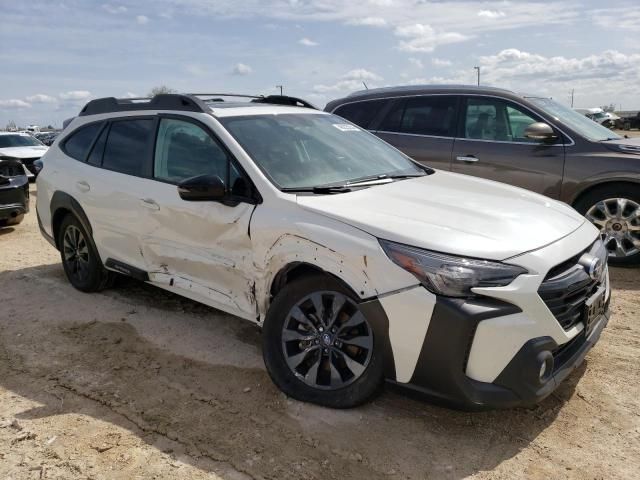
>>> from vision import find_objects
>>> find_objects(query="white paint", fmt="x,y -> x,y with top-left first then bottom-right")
380,287 -> 436,383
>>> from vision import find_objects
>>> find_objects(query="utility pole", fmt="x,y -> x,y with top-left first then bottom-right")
276,85 -> 283,96
362,81 -> 369,90
570,89 -> 574,107
473,66 -> 480,86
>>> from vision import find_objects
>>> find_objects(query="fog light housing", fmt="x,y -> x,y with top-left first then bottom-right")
536,351 -> 554,383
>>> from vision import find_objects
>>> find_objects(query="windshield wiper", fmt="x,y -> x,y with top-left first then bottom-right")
282,172 -> 427,194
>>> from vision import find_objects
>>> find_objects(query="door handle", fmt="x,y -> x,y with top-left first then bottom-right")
76,180 -> 90,192
455,155 -> 479,163
140,198 -> 160,211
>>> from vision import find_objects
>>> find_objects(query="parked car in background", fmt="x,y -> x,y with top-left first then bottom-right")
0,158 -> 29,227
36,93 -> 610,409
34,131 -> 60,146
326,85 -> 640,265
0,131 -> 49,179
622,112 -> 640,131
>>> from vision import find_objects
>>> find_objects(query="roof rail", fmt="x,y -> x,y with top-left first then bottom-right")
78,94 -> 210,116
78,92 -> 317,116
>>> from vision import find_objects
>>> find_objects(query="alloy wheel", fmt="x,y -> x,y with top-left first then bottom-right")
62,225 -> 91,283
585,197 -> 640,258
281,291 -> 374,390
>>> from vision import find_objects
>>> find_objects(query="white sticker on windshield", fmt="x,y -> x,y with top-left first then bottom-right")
332,124 -> 361,132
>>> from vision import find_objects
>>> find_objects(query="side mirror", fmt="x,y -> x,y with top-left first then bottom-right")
524,122 -> 558,141
178,174 -> 226,201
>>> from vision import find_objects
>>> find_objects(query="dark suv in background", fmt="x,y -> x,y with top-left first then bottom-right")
326,85 -> 640,265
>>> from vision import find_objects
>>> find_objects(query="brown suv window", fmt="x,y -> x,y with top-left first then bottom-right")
378,96 -> 457,137
333,99 -> 388,129
464,98 -> 541,143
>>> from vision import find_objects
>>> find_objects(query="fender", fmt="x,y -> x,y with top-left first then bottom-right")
49,190 -> 94,250
255,233 -> 377,318
568,174 -> 640,205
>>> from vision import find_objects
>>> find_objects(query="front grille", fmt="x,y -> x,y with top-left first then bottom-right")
0,163 -> 25,178
538,242 -> 605,331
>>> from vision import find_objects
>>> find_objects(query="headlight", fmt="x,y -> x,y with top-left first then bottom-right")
379,239 -> 527,297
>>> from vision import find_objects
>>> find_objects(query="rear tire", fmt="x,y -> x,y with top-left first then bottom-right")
57,214 -> 114,292
263,274 -> 384,408
574,184 -> 640,266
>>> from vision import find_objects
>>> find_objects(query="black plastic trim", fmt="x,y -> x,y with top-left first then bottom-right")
105,258 -> 149,282
49,191 -> 94,249
79,94 -> 210,116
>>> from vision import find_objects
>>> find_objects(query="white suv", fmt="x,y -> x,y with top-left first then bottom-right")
37,93 -> 610,409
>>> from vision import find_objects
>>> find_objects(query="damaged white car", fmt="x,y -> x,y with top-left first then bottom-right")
37,93 -> 610,409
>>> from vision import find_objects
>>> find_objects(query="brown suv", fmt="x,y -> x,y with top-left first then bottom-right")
326,85 -> 640,265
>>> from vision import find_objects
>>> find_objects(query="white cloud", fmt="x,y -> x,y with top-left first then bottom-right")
478,49 -> 640,102
25,94 -> 57,104
299,37 -> 319,46
231,63 -> 253,75
408,57 -> 424,69
432,58 -> 452,67
313,69 -> 383,93
0,99 -> 31,109
59,91 -> 91,101
591,7 -> 640,30
394,23 -> 468,53
346,17 -> 387,27
478,10 -> 506,19
136,15 -> 150,25
102,3 -> 127,14
123,92 -> 140,98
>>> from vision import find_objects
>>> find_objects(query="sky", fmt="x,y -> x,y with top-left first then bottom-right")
1,0 -> 639,128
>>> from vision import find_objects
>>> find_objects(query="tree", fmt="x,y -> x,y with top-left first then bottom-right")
148,85 -> 177,97
600,103 -> 616,113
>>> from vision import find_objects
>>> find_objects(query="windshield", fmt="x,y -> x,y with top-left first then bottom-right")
527,98 -> 620,142
220,113 -> 425,189
0,134 -> 44,148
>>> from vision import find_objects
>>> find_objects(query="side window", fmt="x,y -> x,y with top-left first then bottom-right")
154,118 -> 229,183
465,98 -> 541,143
102,119 -> 154,176
378,96 -> 457,137
87,124 -> 108,166
333,100 -> 387,129
63,122 -> 103,161
399,96 -> 457,136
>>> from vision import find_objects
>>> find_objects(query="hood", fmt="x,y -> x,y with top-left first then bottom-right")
296,171 -> 588,261
601,136 -> 640,155
0,145 -> 48,159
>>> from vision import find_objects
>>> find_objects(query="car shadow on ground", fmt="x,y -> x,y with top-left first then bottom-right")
0,263 -> 586,480
609,266 -> 640,291
0,226 -> 16,236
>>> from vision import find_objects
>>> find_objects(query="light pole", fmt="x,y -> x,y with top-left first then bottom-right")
276,85 -> 283,96
473,66 -> 480,86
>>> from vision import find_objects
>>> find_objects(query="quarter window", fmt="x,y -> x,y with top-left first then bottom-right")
63,122 -> 103,161
102,119 -> 154,176
333,100 -> 387,129
153,118 -> 229,183
464,98 -> 542,143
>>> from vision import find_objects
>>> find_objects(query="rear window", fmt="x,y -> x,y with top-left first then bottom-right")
332,100 -> 387,129
379,96 -> 457,137
102,119 -> 154,176
63,122 -> 103,161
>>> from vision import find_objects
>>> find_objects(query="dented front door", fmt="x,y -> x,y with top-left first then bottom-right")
137,177 -> 257,318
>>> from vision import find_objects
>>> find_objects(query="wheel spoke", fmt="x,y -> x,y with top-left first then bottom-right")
340,334 -> 373,351
309,292 -> 325,326
282,329 -> 315,343
337,311 -> 366,335
328,355 -> 343,387
286,345 -> 319,369
326,295 -> 346,330
625,233 -> 640,249
304,354 -> 321,385
334,349 -> 366,378
614,238 -> 628,257
289,306 -> 317,333
616,198 -> 628,219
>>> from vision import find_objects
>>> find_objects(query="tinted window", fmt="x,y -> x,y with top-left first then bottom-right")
63,123 -> 103,161
154,118 -> 229,183
378,96 -> 457,137
333,100 -> 387,129
87,124 -> 108,166
464,98 -> 541,143
102,119 -> 154,176
0,134 -> 43,148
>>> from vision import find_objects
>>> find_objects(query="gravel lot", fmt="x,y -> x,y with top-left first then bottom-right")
0,184 -> 639,480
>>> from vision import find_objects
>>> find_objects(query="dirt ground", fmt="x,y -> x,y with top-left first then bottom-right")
0,185 -> 639,480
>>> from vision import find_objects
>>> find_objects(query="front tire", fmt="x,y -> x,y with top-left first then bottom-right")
575,184 -> 640,266
263,274 -> 384,408
57,214 -> 113,291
